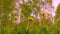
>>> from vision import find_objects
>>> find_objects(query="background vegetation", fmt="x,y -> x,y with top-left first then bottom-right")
0,0 -> 60,34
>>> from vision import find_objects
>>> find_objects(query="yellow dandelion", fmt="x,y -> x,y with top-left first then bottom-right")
28,17 -> 34,22
40,11 -> 47,15
14,16 -> 18,20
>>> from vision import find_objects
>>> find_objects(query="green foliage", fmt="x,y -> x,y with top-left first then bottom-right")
55,4 -> 60,30
1,0 -> 60,34
48,0 -> 52,5
32,0 -> 39,4
55,4 -> 60,20
20,4 -> 32,17
0,0 -> 15,26
1,22 -> 60,34
2,0 -> 15,13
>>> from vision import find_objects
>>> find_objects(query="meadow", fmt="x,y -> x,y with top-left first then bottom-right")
0,0 -> 60,34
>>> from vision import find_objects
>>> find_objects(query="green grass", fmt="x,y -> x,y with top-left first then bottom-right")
1,21 -> 60,34
0,0 -> 60,34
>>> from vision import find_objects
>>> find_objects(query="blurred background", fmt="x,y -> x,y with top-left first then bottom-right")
0,0 -> 60,34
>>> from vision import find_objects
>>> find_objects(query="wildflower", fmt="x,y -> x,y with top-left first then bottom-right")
13,16 -> 18,26
28,17 -> 34,22
40,11 -> 47,16
14,16 -> 18,20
